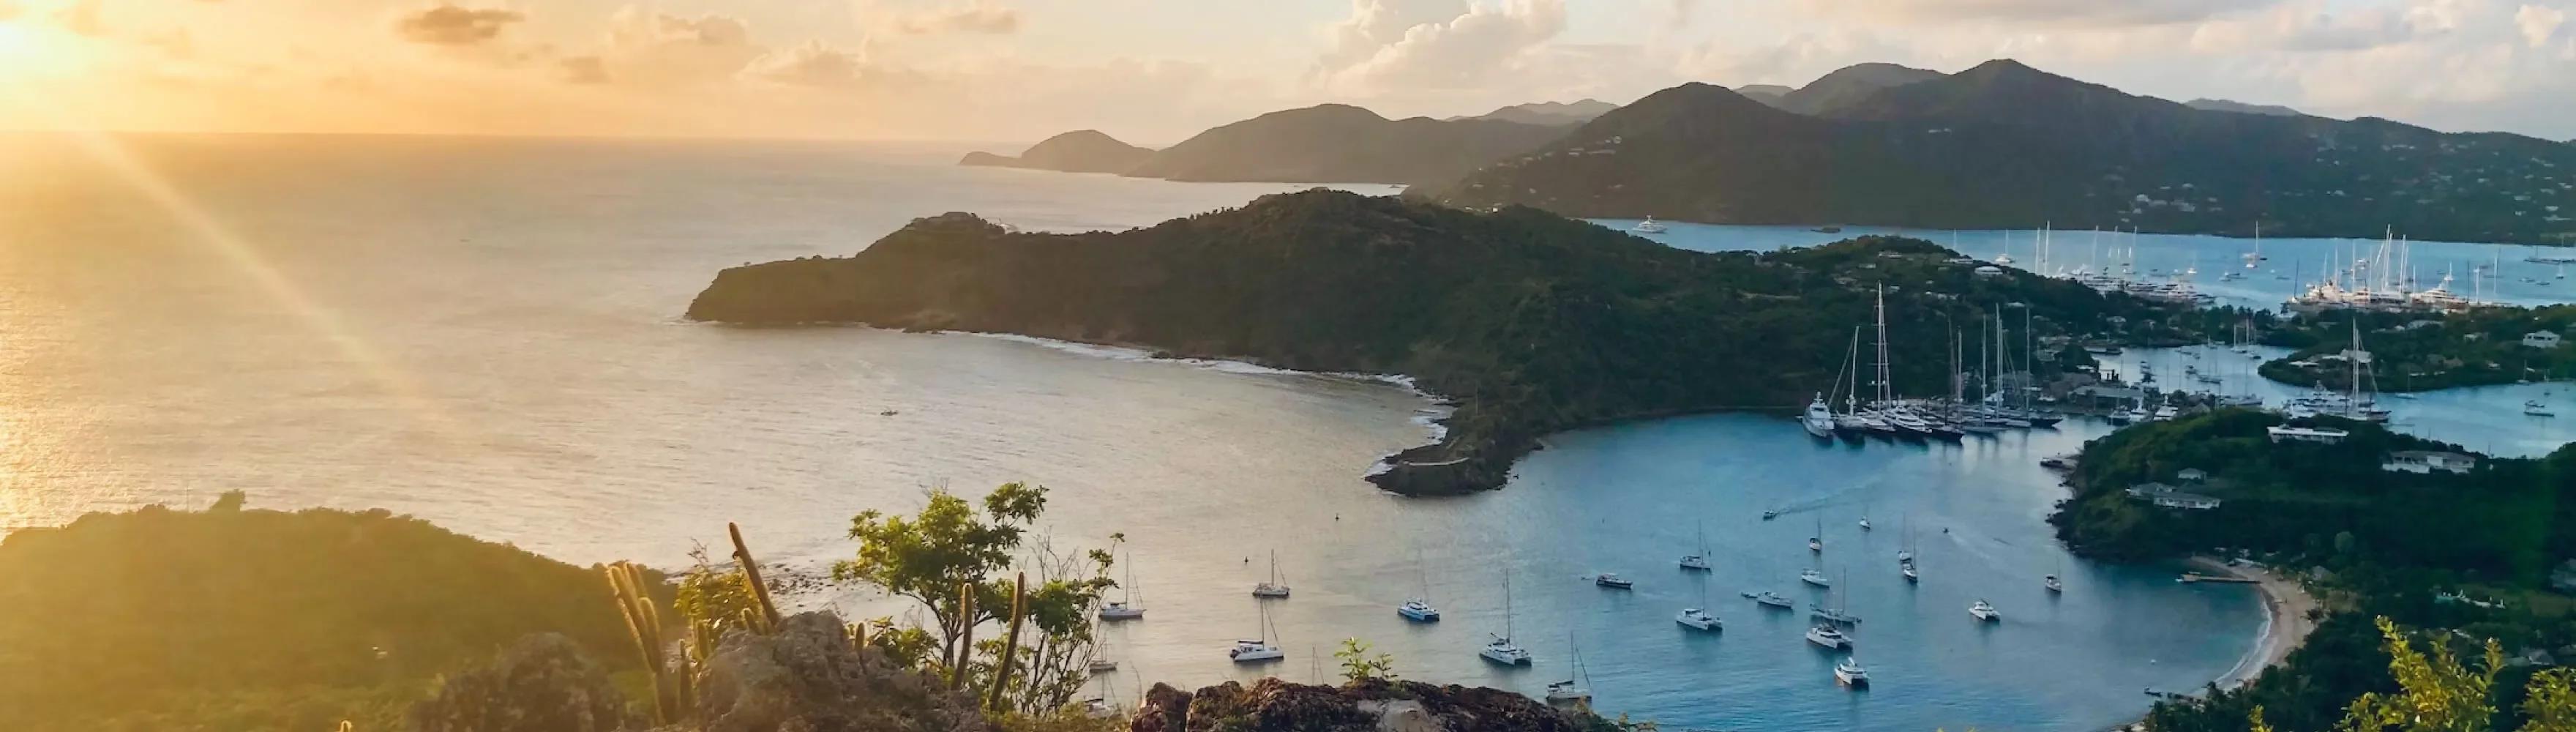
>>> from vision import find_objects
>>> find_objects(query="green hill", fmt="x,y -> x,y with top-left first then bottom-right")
1123,104 -> 1568,187
1436,59 -> 2576,244
0,496 -> 656,731
686,190 -> 2174,494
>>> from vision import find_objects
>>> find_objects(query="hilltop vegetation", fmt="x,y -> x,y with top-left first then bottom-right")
2259,307 -> 2576,392
1437,59 -> 2576,244
688,190 -> 2176,494
0,494 -> 659,731
1123,104 -> 1567,186
2050,410 -> 2567,572
958,130 -> 1156,174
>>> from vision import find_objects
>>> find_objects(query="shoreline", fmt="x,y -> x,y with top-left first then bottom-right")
2193,556 -> 2320,691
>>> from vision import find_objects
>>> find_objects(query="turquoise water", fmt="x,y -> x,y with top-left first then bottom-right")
3,135 -> 2563,729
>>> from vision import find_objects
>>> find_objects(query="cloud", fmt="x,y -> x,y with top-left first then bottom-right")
0,1 -> 18,23
743,40 -> 883,87
1316,0 -> 1569,92
560,56 -> 610,84
884,1 -> 1021,35
53,0 -> 105,36
147,29 -> 196,59
2520,4 -> 2568,47
395,4 -> 526,45
594,7 -> 766,86
1811,0 -> 2277,26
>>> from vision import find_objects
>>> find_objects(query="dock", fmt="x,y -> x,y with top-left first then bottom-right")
2177,572 -> 2257,584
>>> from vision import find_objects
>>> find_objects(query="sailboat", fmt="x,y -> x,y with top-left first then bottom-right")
1969,599 -> 2002,621
1480,570 -> 1533,665
1675,569 -> 1721,631
1808,515 -> 1824,553
1678,521 -> 1713,570
1811,569 -> 1861,624
1099,550 -> 1146,620
1251,550 -> 1291,598
1858,515 -> 1873,531
1545,640 -> 1595,705
1087,616 -> 1120,673
1227,602 -> 1284,662
1399,549 -> 1441,621
2044,556 -> 2065,594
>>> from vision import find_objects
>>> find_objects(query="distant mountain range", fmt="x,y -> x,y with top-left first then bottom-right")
961,104 -> 1571,187
1437,59 -> 2576,244
1456,99 -> 1618,126
958,130 -> 1154,173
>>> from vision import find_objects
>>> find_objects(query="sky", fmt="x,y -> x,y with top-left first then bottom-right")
0,0 -> 2572,143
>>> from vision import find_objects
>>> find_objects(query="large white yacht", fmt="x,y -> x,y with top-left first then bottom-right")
1397,599 -> 1440,622
1631,217 -> 1667,234
1835,656 -> 1871,687
1802,394 -> 1837,438
1805,624 -> 1852,649
1674,607 -> 1721,631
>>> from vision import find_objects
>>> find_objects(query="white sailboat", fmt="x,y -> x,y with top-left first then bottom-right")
1480,570 -> 1533,665
1631,216 -> 1667,234
1809,515 -> 1824,553
1251,550 -> 1290,598
1227,602 -> 1284,662
1545,640 -> 1594,705
1811,569 -> 1861,624
1800,568 -> 1832,587
1099,550 -> 1146,621
1678,521 -> 1713,571
2045,556 -> 2065,594
1675,570 -> 1721,631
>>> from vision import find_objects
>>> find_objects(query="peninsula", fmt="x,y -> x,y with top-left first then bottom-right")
686,190 -> 2173,494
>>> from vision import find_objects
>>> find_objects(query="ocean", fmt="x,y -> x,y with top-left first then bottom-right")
4,133 -> 2556,730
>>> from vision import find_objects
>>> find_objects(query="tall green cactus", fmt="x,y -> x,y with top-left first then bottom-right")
726,523 -> 781,632
604,561 -> 675,725
986,572 -> 1028,712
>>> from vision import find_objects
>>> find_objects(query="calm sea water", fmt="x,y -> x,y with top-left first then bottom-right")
2,134 -> 2562,730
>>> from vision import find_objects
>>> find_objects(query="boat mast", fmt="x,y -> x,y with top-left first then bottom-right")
1875,285 -> 1893,406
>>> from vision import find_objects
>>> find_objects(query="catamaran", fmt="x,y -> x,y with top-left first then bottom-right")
1970,599 -> 2002,621
1835,655 -> 1871,687
1251,550 -> 1291,598
1745,590 -> 1796,609
1805,623 -> 1852,649
1480,571 -> 1533,665
1227,603 -> 1284,662
1677,570 -> 1721,631
1399,549 -> 1440,621
1631,217 -> 1667,234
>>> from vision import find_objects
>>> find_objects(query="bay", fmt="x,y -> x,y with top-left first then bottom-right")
1,134 -> 2560,730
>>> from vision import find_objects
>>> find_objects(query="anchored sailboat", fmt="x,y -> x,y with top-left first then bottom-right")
1252,550 -> 1290,598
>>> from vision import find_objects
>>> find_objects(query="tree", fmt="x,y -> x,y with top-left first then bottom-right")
2337,616 -> 2500,732
1335,638 -> 1396,683
832,483 -> 1118,714
834,482 -> 1048,668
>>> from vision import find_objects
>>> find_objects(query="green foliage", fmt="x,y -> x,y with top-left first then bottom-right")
408,633 -> 636,732
1335,638 -> 1398,683
674,545 -> 761,635
2337,617 -> 2504,732
0,500 -> 654,731
2260,308 -> 2576,393
2049,410 -> 2558,576
691,190 -> 2178,494
832,482 -> 1119,714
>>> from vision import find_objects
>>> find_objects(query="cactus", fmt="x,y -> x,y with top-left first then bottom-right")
726,523 -> 781,632
986,572 -> 1028,712
604,561 -> 674,725
948,580 -> 976,690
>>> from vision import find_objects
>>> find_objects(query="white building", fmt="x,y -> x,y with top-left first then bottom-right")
2523,331 -> 2563,349
2127,482 -> 2223,510
2268,425 -> 2350,444
2382,450 -> 2479,475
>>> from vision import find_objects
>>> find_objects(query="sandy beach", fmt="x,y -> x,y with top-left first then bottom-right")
2195,557 -> 2321,690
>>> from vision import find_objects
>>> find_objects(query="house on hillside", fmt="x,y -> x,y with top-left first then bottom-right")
2177,468 -> 2209,482
2381,450 -> 2479,475
2268,425 -> 2349,444
2524,331 -> 2564,349
2127,482 -> 2223,510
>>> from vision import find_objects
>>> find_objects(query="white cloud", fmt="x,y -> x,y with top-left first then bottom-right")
1314,0 -> 1569,93
596,7 -> 767,87
1807,0 -> 2278,27
879,1 -> 1021,35
2519,4 -> 2567,47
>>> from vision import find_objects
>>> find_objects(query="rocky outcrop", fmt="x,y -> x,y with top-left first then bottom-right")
694,612 -> 991,732
410,633 -> 637,732
1129,678 -> 1599,732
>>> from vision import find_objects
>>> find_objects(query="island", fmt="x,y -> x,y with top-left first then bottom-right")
2256,306 -> 2576,392
686,190 -> 2179,495
957,130 -> 1156,174
1432,59 -> 2576,244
